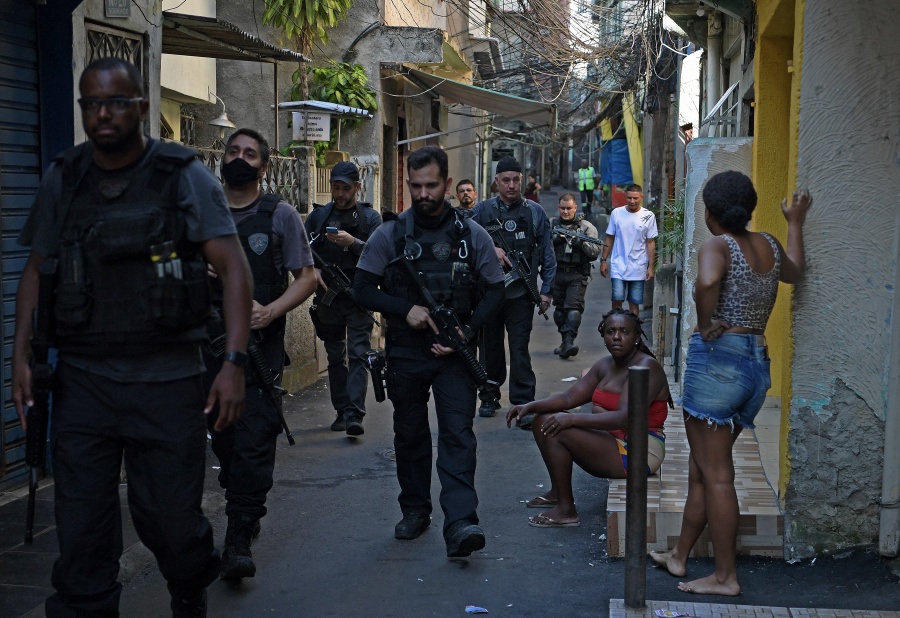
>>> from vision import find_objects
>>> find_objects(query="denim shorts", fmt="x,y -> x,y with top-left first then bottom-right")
611,278 -> 645,305
681,332 -> 771,430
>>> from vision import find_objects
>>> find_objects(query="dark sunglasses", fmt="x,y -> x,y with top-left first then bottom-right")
77,97 -> 144,113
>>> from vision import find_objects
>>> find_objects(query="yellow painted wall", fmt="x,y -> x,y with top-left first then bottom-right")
623,92 -> 643,187
752,0 -> 804,497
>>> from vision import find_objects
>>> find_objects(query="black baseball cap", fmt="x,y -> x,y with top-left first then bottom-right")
331,161 -> 360,184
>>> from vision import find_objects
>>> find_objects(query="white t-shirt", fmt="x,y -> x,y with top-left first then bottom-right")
605,206 -> 658,280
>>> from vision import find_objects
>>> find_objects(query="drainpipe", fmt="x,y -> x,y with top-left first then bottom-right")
880,259 -> 900,556
705,13 -> 723,119
881,390 -> 900,556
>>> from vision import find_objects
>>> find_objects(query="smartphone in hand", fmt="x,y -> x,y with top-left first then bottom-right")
325,226 -> 340,234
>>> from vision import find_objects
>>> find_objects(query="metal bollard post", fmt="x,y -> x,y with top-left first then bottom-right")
624,365 -> 649,608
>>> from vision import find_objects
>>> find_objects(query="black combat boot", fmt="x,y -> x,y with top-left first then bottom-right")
171,590 -> 207,618
553,334 -> 566,356
552,309 -> 566,355
559,333 -> 579,358
220,514 -> 257,581
559,310 -> 581,358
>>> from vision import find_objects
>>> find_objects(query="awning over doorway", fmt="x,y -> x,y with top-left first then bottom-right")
276,101 -> 373,119
405,68 -> 557,131
161,12 -> 309,63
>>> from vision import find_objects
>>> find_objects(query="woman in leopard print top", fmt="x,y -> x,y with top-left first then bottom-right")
651,171 -> 812,596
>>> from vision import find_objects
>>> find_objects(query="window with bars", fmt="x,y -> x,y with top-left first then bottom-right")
180,109 -> 196,146
85,21 -> 144,76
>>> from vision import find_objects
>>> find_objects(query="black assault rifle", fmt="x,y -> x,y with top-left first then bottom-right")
208,315 -> 295,445
393,251 -> 499,391
24,258 -> 57,544
551,226 -> 606,247
309,239 -> 379,325
489,219 -> 549,320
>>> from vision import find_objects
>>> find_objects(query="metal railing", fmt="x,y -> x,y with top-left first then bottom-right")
700,81 -> 740,138
194,146 -> 302,206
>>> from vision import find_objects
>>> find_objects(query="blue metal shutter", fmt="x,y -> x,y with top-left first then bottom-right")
0,0 -> 40,489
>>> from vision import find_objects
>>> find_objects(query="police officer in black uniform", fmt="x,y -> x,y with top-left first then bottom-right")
471,156 -> 557,420
455,178 -> 477,217
354,146 -> 504,557
550,193 -> 601,358
209,128 -> 316,581
305,161 -> 382,436
12,58 -> 252,617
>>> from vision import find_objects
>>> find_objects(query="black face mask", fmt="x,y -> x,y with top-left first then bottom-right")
221,157 -> 260,188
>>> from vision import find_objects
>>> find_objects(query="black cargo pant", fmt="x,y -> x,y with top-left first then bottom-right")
552,269 -> 589,312
209,388 -> 282,520
317,305 -> 374,419
206,334 -> 284,521
479,295 -> 537,405
387,353 -> 479,537
46,362 -> 219,617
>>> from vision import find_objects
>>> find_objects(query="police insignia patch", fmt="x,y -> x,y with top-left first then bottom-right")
432,242 -> 452,262
248,233 -> 268,255
504,220 -> 517,232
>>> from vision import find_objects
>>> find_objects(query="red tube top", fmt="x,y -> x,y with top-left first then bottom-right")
592,389 -> 668,441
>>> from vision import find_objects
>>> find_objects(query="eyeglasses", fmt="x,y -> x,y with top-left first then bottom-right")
77,97 -> 144,113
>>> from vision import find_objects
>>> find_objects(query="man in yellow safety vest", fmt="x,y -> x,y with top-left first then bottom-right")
576,159 -> 598,214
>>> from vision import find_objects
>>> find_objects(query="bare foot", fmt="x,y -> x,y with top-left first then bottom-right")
677,573 -> 741,596
649,550 -> 686,577
525,495 -> 558,508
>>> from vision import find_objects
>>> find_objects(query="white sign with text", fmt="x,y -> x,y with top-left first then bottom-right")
292,112 -> 332,142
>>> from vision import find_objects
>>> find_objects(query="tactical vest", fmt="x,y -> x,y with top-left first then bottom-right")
383,209 -> 478,350
239,193 -> 288,339
479,197 -> 539,290
52,141 -> 210,355
552,215 -> 593,272
232,194 -> 289,377
311,201 -> 373,272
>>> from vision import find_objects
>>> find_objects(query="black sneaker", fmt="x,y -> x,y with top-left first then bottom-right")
171,590 -> 207,618
445,521 -> 486,558
478,400 -> 499,418
345,413 -> 364,436
394,513 -> 431,540
330,413 -> 346,432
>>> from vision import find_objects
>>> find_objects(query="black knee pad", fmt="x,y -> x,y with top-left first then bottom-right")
567,310 -> 582,328
553,309 -> 566,329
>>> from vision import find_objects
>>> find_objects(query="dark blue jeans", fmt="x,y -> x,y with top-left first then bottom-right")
386,354 -> 478,537
47,362 -> 218,617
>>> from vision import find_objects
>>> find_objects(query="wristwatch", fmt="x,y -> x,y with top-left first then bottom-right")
223,350 -> 249,368
600,257 -> 607,262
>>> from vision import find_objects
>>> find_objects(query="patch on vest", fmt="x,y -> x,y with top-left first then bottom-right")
504,220 -> 517,232
432,242 -> 452,263
98,177 -> 130,199
248,233 -> 269,255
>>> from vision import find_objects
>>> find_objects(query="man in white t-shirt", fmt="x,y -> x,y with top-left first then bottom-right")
599,184 -> 657,315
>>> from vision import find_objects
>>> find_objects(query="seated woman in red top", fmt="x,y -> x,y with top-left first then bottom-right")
506,308 -> 672,528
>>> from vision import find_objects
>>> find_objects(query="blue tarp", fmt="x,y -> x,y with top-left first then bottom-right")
600,139 -> 632,186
